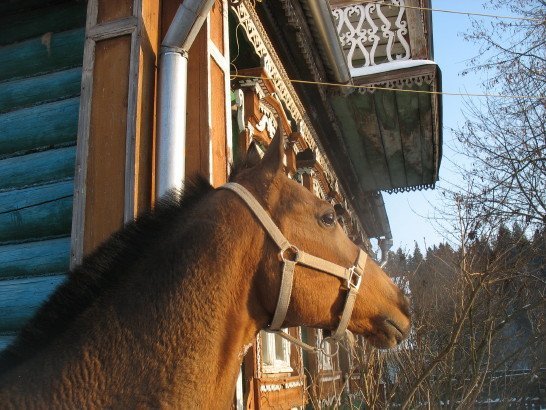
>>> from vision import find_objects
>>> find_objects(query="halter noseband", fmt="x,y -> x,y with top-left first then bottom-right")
221,182 -> 367,353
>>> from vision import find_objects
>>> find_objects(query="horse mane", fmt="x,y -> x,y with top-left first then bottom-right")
0,175 -> 216,375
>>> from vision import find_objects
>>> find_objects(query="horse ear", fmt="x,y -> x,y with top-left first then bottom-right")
260,125 -> 285,176
245,141 -> 262,168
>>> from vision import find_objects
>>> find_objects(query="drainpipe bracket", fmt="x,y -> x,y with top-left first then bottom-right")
161,45 -> 189,58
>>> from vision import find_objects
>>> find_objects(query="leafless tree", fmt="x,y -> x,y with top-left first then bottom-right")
454,0 -> 545,229
337,213 -> 545,408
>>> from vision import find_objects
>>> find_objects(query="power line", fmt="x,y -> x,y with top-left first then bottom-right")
370,1 -> 546,23
230,74 -> 546,100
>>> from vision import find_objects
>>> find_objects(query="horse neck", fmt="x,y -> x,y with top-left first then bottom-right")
107,203 -> 268,405
3,196 -> 269,408
151,216 -> 267,404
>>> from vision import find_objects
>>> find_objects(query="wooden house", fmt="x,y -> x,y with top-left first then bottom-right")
0,0 -> 441,407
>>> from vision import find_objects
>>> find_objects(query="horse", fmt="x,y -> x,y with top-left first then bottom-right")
0,129 -> 410,408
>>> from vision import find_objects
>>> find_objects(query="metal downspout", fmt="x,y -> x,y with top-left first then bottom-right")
156,0 -> 216,198
379,238 -> 393,268
300,0 -> 351,84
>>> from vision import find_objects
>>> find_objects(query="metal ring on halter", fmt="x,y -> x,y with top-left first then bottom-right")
319,336 -> 339,358
279,245 -> 300,263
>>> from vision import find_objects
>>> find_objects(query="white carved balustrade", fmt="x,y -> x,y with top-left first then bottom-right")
332,0 -> 412,77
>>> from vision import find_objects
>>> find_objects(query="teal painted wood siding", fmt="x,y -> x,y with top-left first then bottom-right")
0,0 -> 85,349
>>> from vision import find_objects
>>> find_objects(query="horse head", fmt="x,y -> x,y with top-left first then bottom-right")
230,129 -> 411,349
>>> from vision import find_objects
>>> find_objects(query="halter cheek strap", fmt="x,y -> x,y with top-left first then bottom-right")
220,182 -> 367,349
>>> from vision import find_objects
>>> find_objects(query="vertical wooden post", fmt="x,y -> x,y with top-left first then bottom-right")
184,17 -> 210,179
405,0 -> 429,60
82,35 -> 131,255
183,0 -> 231,185
209,0 -> 232,186
129,0 -> 160,215
71,0 -> 160,265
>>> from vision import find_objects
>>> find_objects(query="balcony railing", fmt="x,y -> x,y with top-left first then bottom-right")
332,0 -> 431,78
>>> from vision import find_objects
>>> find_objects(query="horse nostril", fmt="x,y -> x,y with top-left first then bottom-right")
385,319 -> 405,342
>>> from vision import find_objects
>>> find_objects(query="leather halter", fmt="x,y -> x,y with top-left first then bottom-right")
221,182 -> 367,352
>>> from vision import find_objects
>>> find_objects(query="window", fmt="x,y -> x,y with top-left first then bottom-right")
317,329 -> 334,371
260,329 -> 293,374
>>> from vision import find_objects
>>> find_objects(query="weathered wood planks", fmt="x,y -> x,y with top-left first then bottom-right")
0,0 -> 85,351
330,96 -> 378,190
0,237 -> 70,280
0,147 -> 76,190
0,181 -> 73,244
330,84 -> 437,192
396,90 -> 423,186
350,92 -> 392,189
0,28 -> 84,82
374,90 -> 406,188
0,274 -> 66,332
418,83 -> 434,184
0,97 -> 79,156
0,1 -> 86,45
0,67 -> 82,113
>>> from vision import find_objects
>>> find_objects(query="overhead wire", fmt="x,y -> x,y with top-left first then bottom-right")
230,74 -> 546,100
229,2 -> 545,100
370,1 -> 546,23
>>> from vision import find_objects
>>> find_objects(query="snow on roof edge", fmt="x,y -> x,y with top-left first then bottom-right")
350,59 -> 436,78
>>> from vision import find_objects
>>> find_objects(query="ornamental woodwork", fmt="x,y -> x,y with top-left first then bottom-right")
332,0 -> 411,76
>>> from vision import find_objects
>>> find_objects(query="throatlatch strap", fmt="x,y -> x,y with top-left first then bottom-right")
270,260 -> 296,330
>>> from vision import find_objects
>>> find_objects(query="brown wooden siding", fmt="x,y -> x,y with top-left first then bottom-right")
83,36 -> 131,255
97,0 -> 133,24
134,0 -> 160,211
211,57 -> 227,186
210,0 -> 224,54
186,25 -> 210,179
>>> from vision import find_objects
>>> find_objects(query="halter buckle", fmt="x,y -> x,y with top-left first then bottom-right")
279,245 -> 300,263
347,266 -> 362,290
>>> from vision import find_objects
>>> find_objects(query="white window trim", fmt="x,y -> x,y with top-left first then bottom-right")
317,329 -> 334,371
260,329 -> 293,374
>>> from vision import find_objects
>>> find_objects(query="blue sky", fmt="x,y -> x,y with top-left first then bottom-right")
382,1 -> 508,253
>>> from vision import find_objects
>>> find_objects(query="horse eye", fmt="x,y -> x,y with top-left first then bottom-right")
320,212 -> 336,227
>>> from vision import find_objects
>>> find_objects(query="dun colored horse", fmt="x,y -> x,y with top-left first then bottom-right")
0,130 -> 410,408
